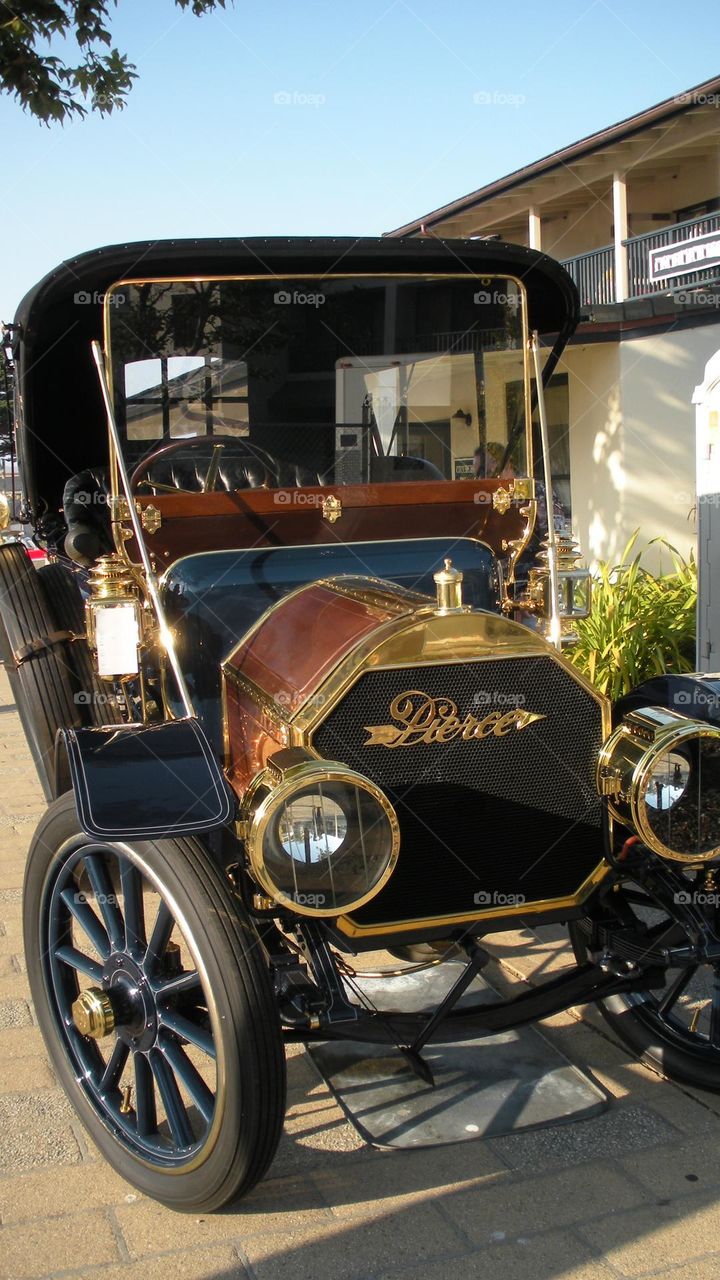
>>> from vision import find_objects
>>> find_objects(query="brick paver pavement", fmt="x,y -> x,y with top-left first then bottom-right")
3,666 -> 720,1279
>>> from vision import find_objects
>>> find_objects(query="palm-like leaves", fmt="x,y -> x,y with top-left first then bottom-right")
566,532 -> 697,699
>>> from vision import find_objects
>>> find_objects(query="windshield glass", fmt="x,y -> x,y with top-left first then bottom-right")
106,275 -> 529,491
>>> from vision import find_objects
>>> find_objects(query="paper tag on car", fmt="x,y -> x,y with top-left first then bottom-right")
94,603 -> 140,677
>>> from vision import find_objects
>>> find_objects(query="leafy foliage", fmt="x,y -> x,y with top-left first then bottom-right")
566,533 -> 697,700
0,1 -> 228,123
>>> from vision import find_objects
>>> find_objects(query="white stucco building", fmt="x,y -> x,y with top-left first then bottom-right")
387,77 -> 720,572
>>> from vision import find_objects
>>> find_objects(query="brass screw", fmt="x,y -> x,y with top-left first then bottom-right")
119,1084 -> 133,1114
690,1006 -> 703,1034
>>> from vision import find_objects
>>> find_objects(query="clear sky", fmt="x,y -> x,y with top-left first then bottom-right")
1,0 -> 718,320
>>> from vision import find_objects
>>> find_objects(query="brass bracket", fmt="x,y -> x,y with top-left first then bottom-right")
597,766 -> 623,797
110,495 -> 131,522
492,478 -> 534,515
512,478 -> 532,500
140,504 -> 162,535
492,486 -> 513,514
110,496 -> 161,535
322,494 -> 342,524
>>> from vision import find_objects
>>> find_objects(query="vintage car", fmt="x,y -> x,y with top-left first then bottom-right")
2,236 -> 720,1212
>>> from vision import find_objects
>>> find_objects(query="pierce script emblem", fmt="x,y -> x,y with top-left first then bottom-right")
364,691 -> 546,748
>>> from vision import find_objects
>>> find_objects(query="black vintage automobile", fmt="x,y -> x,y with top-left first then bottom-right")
2,236 -> 720,1212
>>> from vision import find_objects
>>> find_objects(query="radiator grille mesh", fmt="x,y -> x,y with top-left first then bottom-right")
312,656 -> 606,926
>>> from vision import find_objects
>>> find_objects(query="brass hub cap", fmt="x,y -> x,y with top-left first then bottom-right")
71,988 -> 116,1040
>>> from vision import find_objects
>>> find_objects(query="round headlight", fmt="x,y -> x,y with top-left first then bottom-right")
245,759 -> 400,915
599,707 -> 720,863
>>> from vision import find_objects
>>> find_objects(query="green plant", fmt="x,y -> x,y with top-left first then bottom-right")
0,2 -> 228,124
566,533 -> 697,700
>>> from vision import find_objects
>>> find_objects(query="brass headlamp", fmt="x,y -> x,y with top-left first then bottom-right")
85,554 -> 144,680
242,748 -> 400,917
598,706 -> 720,864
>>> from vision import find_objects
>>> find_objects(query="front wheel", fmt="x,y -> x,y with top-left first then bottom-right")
24,794 -> 286,1211
570,879 -> 720,1092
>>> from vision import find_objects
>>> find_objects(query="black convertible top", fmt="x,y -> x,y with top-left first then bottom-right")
11,236 -> 579,519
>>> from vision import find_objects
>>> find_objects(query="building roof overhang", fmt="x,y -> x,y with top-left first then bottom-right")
385,75 -> 720,238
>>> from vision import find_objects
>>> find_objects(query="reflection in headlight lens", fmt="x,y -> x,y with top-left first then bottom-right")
278,794 -> 347,858
643,737 -> 720,859
645,751 -> 690,810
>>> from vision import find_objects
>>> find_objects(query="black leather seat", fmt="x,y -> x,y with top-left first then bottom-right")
277,460 -> 327,487
62,468 -> 113,565
139,440 -> 278,494
62,447 -> 442,565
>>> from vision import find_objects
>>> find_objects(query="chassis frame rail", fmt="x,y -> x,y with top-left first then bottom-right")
282,959 -> 663,1047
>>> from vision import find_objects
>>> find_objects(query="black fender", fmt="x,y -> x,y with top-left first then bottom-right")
56,718 -> 234,841
613,673 -> 720,728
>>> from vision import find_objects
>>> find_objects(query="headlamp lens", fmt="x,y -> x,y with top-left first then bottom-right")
260,777 -> 397,914
643,738 -> 720,859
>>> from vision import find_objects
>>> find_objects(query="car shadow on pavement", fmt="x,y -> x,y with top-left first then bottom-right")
186,1015 -> 720,1279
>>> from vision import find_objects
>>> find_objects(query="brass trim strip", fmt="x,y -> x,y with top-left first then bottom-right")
336,858 -> 611,938
223,665 -> 293,734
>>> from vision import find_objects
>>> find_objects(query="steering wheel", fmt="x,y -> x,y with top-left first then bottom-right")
130,437 -> 276,495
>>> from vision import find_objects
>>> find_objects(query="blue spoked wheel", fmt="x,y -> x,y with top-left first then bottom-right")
23,794 -> 286,1211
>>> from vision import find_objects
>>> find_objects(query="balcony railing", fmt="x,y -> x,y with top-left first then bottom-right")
626,212 -> 720,298
561,211 -> 720,307
561,245 -> 615,307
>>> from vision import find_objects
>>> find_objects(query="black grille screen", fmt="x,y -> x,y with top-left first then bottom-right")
312,657 -> 606,926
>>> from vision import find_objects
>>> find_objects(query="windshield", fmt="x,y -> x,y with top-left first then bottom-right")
106,274 -> 529,491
